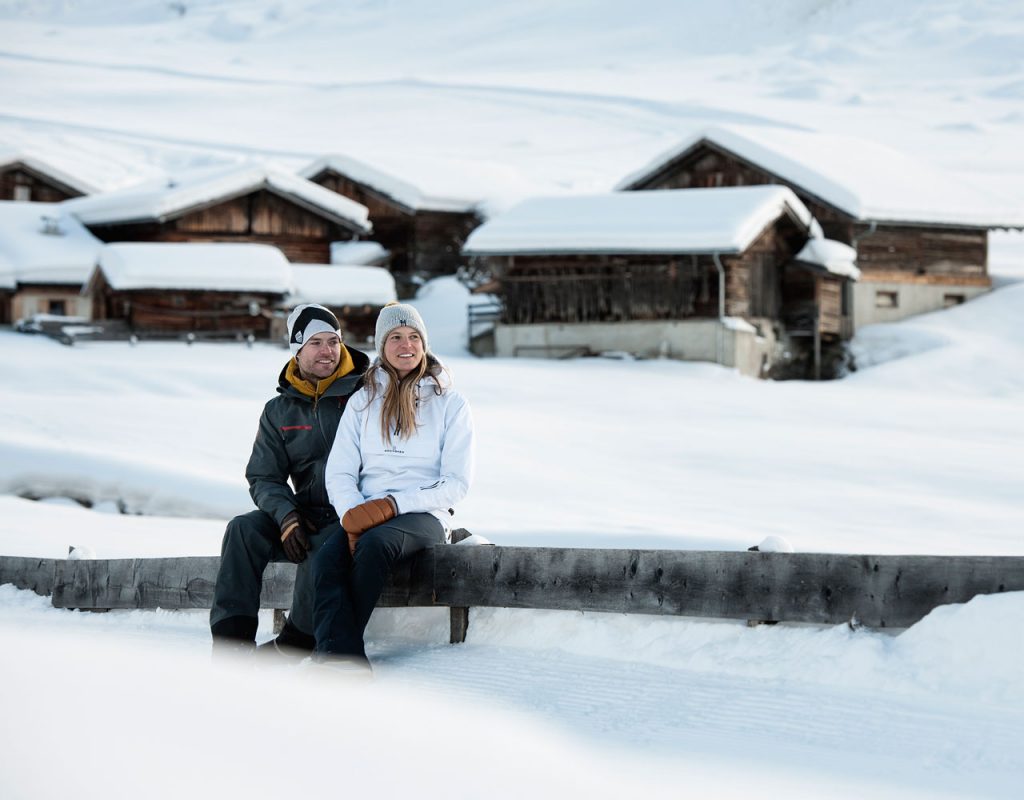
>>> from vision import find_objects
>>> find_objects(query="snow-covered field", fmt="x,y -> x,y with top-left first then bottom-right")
2,2 -> 1024,798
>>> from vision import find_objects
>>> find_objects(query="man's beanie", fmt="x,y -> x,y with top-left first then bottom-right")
287,303 -> 341,356
375,301 -> 429,357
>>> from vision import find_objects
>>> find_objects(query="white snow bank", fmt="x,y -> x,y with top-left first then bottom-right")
466,590 -> 1024,710
0,605 -> 676,800
849,281 -> 1024,397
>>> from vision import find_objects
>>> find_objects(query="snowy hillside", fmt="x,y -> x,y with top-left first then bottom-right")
1,0 -> 1023,213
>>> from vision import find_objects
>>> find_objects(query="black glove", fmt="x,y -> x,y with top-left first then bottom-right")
280,510 -> 312,563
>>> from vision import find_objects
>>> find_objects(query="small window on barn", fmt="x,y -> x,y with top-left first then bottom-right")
14,184 -> 31,202
171,295 -> 185,307
47,299 -> 66,316
943,294 -> 966,308
875,290 -> 899,309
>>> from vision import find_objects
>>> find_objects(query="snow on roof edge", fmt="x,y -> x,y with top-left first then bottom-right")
300,154 -> 479,213
0,152 -> 99,195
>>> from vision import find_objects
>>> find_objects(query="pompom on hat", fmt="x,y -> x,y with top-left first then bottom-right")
287,303 -> 342,356
374,301 -> 429,357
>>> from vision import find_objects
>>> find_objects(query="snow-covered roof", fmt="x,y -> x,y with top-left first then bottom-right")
330,240 -> 389,266
0,201 -> 103,285
300,154 -> 478,213
289,264 -> 398,307
63,163 -> 372,232
615,125 -> 1024,229
793,238 -> 860,280
0,151 -> 98,195
463,186 -> 813,256
0,252 -> 16,290
93,242 -> 293,293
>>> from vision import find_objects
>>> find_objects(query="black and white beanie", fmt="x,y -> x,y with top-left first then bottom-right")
374,302 -> 429,357
287,303 -> 341,356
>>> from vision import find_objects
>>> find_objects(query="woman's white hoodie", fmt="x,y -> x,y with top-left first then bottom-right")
325,365 -> 474,533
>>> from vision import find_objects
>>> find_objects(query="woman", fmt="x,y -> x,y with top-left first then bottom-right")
313,302 -> 474,668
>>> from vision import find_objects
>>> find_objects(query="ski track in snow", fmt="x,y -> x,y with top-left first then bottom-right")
12,589 -> 1016,797
377,642 -> 1023,779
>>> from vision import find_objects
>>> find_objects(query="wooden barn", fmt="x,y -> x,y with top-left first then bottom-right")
300,155 -> 481,296
287,263 -> 398,344
0,153 -> 96,202
64,165 -> 371,264
85,242 -> 293,338
0,201 -> 101,324
463,186 -> 858,378
615,125 -> 1024,327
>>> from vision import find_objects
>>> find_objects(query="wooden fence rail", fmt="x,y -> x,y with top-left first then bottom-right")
3,548 -> 1023,643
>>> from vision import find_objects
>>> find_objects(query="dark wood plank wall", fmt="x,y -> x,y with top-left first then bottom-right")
0,290 -> 11,324
854,224 -> 988,280
627,142 -> 990,281
497,253 -> 721,325
92,277 -> 278,335
309,170 -> 414,272
0,164 -> 85,202
413,209 -> 481,275
818,277 -> 843,336
310,170 -> 481,278
85,190 -> 361,264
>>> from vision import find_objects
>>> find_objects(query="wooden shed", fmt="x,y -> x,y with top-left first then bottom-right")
0,154 -> 96,203
300,155 -> 481,296
64,165 -> 371,265
0,201 -> 101,324
463,186 -> 858,378
616,125 -> 1024,328
85,242 -> 293,338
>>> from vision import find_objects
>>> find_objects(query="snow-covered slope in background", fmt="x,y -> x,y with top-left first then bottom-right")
1,0 -> 1022,213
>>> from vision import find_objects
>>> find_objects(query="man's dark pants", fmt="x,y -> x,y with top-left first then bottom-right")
312,512 -> 444,659
210,509 -> 340,645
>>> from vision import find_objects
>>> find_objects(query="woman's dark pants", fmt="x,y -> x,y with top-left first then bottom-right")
313,512 -> 444,659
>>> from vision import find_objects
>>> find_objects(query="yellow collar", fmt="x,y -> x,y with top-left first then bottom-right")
285,346 -> 356,398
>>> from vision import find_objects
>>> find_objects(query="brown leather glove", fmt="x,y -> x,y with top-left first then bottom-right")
343,497 -> 397,555
280,510 -> 312,563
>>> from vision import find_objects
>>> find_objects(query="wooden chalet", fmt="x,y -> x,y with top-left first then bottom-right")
616,125 -> 1024,327
0,154 -> 96,203
64,165 -> 371,265
0,201 -> 101,324
300,155 -> 481,295
86,242 -> 293,338
463,186 -> 858,378
287,263 -> 398,343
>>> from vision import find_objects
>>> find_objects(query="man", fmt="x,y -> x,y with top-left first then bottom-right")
210,303 -> 369,654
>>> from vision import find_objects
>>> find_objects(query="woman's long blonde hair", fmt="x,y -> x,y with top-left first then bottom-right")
363,353 -> 444,444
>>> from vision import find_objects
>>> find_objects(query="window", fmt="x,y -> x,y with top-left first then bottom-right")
875,290 -> 898,309
47,299 -> 67,316
13,185 -> 30,202
943,294 -> 965,308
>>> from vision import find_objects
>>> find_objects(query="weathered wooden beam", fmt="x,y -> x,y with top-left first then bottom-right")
9,547 -> 1024,632
0,556 -> 58,597
431,548 -> 1024,628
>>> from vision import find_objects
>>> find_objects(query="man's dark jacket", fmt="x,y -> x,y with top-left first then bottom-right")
245,348 -> 370,530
